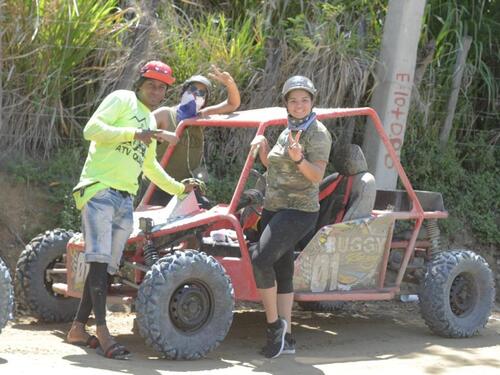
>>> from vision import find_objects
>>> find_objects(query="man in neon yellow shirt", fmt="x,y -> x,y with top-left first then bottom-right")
67,61 -> 194,360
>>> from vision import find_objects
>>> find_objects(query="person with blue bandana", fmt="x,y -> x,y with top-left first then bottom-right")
147,65 -> 240,205
250,76 -> 332,358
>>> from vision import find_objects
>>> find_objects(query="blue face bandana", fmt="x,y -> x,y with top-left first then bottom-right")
176,92 -> 206,122
287,112 -> 317,132
176,92 -> 197,122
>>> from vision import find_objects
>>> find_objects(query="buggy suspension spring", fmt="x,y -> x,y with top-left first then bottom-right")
143,240 -> 159,267
424,219 -> 441,255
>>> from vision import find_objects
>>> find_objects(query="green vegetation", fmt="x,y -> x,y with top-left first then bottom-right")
1,0 -> 133,157
5,147 -> 86,230
1,0 -> 498,245
402,127 -> 499,244
401,0 -> 499,244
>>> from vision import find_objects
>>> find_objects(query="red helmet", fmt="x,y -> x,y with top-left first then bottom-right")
140,61 -> 175,85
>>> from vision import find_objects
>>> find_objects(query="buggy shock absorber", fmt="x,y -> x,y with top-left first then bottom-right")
424,219 -> 441,254
143,241 -> 159,267
139,217 -> 159,267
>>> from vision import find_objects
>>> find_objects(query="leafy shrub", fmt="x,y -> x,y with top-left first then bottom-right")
401,125 -> 499,245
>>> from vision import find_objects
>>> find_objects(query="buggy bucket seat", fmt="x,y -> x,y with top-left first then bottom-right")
316,144 -> 376,231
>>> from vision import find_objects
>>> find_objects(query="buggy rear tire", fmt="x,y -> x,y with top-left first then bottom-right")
136,250 -> 234,360
419,249 -> 495,337
0,257 -> 13,333
15,229 -> 79,322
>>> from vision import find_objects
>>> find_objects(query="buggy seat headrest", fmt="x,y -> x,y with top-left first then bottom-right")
333,144 -> 368,176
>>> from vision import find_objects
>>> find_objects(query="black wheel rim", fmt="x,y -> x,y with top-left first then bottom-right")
45,255 -> 67,297
449,272 -> 477,317
169,280 -> 213,333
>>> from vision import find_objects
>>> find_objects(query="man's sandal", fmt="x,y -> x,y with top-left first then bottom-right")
96,343 -> 131,360
69,335 -> 100,349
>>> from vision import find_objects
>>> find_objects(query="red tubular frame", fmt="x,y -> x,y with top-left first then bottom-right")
117,107 -> 449,302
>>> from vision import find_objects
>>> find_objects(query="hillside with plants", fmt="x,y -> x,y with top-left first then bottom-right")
0,0 -> 498,251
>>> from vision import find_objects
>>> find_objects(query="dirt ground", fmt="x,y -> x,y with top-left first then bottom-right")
1,301 -> 499,375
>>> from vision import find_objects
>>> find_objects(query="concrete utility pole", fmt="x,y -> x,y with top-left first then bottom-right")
362,0 -> 426,189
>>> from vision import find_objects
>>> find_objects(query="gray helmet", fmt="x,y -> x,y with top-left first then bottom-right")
182,75 -> 212,99
282,75 -> 317,99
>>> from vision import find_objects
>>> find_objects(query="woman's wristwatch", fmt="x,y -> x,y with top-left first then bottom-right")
294,154 -> 305,165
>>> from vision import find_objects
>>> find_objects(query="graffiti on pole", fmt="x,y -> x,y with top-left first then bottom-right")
384,72 -> 412,169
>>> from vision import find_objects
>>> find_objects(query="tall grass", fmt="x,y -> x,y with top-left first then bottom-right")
154,12 -> 265,101
236,1 -> 383,147
0,0 -> 133,158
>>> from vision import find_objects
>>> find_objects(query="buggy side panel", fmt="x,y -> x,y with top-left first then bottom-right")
293,215 -> 394,292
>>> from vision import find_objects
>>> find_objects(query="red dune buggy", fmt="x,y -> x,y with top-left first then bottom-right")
15,107 -> 495,359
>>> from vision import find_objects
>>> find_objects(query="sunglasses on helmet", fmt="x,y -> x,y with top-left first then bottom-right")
186,84 -> 207,98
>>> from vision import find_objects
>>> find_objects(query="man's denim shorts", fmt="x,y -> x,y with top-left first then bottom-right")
81,188 -> 134,275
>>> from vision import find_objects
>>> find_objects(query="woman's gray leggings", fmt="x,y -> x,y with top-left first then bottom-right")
251,208 -> 318,293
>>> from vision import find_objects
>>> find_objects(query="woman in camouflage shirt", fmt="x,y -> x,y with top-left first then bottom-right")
251,76 -> 332,358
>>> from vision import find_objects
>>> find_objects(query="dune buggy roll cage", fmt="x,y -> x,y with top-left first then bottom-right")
139,107 -> 448,302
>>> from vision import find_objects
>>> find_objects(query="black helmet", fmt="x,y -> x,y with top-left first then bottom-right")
282,75 -> 317,99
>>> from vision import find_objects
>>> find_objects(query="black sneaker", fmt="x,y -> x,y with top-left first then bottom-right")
261,318 -> 287,358
282,332 -> 296,354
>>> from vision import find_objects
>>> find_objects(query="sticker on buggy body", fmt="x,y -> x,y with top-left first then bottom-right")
293,215 -> 394,292
67,234 -> 90,294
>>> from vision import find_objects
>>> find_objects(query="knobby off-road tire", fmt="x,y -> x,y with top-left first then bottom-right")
15,229 -> 79,322
419,249 -> 495,338
136,250 -> 234,360
297,301 -> 347,313
0,257 -> 14,333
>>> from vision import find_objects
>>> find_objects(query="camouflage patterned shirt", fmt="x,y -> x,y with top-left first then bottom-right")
264,120 -> 332,212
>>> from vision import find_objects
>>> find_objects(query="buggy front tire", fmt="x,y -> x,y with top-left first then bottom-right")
419,249 -> 495,338
136,250 -> 234,360
0,257 -> 13,333
15,229 -> 79,322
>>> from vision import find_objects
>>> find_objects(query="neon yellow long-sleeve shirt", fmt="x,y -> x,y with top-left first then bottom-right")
73,90 -> 185,210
